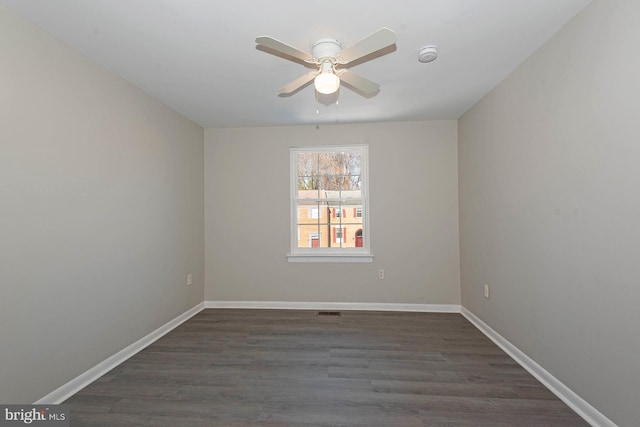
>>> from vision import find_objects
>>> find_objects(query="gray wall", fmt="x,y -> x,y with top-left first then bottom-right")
0,7 -> 204,403
458,0 -> 639,425
205,121 -> 460,304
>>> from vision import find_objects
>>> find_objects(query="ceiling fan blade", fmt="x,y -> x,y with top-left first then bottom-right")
256,36 -> 314,62
279,71 -> 318,95
338,70 -> 380,97
337,28 -> 397,64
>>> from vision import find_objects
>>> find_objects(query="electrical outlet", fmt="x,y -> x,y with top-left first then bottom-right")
187,274 -> 193,286
378,269 -> 385,280
484,283 -> 490,299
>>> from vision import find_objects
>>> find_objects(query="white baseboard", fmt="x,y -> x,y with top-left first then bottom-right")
34,302 -> 205,405
205,300 -> 461,313
461,307 -> 616,427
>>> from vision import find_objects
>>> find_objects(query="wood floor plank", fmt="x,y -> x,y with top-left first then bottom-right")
64,309 -> 588,426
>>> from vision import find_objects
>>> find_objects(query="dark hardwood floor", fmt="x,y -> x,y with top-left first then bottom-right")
65,309 -> 588,426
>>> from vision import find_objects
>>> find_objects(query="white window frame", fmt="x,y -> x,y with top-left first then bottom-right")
288,145 -> 373,263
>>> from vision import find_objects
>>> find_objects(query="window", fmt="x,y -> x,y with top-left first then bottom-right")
289,145 -> 372,262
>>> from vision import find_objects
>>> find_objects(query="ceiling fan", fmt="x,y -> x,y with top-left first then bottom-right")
255,28 -> 397,97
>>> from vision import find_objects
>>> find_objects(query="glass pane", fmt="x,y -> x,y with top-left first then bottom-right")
317,152 -> 361,190
337,206 -> 364,225
297,152 -> 319,192
297,188 -> 320,199
296,221 -> 334,248
320,175 -> 341,192
355,227 -> 364,248
342,188 -> 362,199
297,152 -> 318,177
318,152 -> 339,177
346,176 -> 362,192
297,222 -> 322,248
296,202 -> 326,222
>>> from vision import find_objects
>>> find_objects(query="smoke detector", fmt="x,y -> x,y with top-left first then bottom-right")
418,45 -> 438,63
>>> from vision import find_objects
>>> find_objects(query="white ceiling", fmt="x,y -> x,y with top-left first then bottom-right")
1,0 -> 591,128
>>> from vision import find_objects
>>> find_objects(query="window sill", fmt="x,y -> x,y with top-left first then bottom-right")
287,253 -> 374,263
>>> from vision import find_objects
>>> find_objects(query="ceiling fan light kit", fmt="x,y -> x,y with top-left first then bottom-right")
256,28 -> 398,98
314,68 -> 340,95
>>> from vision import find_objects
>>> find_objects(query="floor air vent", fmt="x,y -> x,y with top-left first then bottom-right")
317,311 -> 341,316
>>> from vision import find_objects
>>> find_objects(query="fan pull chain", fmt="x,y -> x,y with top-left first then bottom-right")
315,90 -> 320,129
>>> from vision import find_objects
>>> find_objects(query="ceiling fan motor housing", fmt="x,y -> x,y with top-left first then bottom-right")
311,39 -> 343,61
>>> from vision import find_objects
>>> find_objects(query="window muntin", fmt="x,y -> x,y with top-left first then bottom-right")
290,146 -> 370,260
